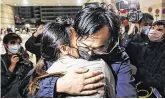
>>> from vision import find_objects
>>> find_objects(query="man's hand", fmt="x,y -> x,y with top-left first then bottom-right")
9,55 -> 19,72
56,68 -> 104,95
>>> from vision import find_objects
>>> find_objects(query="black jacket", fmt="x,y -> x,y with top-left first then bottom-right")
25,35 -> 41,62
1,53 -> 33,97
125,34 -> 165,97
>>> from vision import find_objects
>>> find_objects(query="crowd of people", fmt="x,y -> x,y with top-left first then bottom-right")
1,2 -> 165,98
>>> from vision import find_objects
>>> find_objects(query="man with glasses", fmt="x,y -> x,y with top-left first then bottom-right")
1,33 -> 33,97
71,3 -> 137,97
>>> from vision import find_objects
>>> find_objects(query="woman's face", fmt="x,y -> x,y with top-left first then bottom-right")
68,28 -> 80,58
59,28 -> 80,58
4,39 -> 21,54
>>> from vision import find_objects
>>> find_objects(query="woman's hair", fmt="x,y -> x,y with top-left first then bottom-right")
28,17 -> 72,95
73,3 -> 120,52
3,33 -> 22,44
41,19 -> 71,62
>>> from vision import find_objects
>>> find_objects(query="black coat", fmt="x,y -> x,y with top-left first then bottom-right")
125,34 -> 165,97
1,53 -> 33,97
25,35 -> 41,62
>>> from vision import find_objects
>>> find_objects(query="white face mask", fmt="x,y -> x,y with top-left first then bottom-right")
148,29 -> 165,42
141,26 -> 151,35
121,27 -> 125,34
7,44 -> 21,54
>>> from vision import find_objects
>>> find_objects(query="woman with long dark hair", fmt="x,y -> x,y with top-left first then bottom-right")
26,17 -> 115,98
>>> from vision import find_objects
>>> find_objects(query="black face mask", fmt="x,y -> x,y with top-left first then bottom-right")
78,50 -> 96,61
78,50 -> 110,61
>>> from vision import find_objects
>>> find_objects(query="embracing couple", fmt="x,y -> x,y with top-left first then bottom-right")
20,3 -> 137,98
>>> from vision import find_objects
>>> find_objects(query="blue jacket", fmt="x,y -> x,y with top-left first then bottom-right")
33,47 -> 138,98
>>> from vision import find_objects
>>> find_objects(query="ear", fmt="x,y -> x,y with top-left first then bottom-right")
3,44 -> 9,52
59,45 -> 69,55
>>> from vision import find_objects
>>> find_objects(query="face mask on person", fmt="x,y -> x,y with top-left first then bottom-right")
77,49 -> 96,61
141,26 -> 151,35
121,27 -> 125,34
78,49 -> 111,61
7,44 -> 21,54
148,29 -> 165,42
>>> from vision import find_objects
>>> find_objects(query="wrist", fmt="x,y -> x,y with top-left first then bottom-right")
9,64 -> 16,72
10,63 -> 16,67
33,32 -> 40,37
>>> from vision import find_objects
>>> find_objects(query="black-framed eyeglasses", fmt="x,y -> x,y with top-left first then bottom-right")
76,38 -> 112,55
77,45 -> 109,55
76,37 -> 119,55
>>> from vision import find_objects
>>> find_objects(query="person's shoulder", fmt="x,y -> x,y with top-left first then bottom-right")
1,53 -> 7,56
111,46 -> 131,69
1,53 -> 8,60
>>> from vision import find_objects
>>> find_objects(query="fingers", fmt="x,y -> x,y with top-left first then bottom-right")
75,68 -> 89,74
11,55 -> 19,62
83,82 -> 104,90
83,71 -> 102,79
84,74 -> 104,85
14,57 -> 19,62
80,90 -> 97,95
12,55 -> 18,58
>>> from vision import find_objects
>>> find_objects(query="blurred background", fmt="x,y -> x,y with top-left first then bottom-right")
0,0 -> 165,64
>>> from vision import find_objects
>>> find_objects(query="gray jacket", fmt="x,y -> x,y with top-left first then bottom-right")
47,56 -> 116,98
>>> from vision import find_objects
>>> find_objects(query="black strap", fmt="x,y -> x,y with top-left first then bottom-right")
1,55 -> 10,72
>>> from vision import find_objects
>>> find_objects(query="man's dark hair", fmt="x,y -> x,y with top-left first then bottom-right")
143,13 -> 154,21
3,33 -> 22,44
138,13 -> 154,24
153,20 -> 165,27
73,2 -> 120,52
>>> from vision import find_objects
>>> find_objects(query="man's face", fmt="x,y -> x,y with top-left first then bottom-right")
70,25 -> 110,59
143,20 -> 153,26
151,25 -> 165,34
148,25 -> 165,41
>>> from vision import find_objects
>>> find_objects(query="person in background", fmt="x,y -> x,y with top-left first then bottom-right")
1,33 -> 33,98
125,20 -> 165,98
120,13 -> 154,47
25,22 -> 44,62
